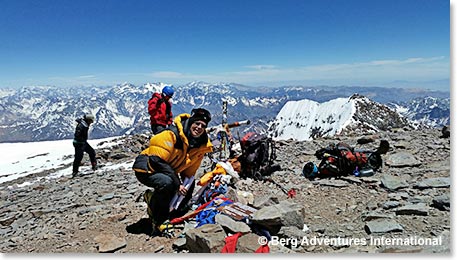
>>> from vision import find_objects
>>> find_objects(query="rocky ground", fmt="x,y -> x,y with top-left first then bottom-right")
0,128 -> 451,253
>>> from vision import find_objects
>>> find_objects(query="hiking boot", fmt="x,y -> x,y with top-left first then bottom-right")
376,140 -> 390,155
147,217 -> 162,237
159,221 -> 175,238
72,171 -> 78,178
92,164 -> 98,171
151,225 -> 162,237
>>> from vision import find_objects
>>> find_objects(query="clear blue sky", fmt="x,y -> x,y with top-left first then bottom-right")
0,0 -> 450,90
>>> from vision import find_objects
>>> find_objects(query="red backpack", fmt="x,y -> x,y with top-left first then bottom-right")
314,142 -> 381,178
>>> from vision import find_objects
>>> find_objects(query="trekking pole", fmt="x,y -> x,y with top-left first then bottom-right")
264,177 -> 296,198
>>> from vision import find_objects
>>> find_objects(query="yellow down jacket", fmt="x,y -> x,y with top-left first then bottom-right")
139,113 -> 213,179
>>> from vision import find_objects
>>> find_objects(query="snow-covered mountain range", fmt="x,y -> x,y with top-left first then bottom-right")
389,97 -> 450,128
0,82 -> 450,143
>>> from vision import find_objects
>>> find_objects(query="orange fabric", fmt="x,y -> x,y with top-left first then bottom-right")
341,150 -> 356,163
355,152 -> 368,164
198,164 -> 227,186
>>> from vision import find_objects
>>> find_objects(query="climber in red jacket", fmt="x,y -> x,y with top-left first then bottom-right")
148,85 -> 174,134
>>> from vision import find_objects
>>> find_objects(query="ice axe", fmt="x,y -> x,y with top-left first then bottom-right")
227,120 -> 250,128
207,120 -> 251,133
264,177 -> 296,199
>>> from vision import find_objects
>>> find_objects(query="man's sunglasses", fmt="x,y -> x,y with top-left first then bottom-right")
193,121 -> 207,128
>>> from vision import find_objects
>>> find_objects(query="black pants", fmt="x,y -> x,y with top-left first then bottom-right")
135,172 -> 194,225
151,124 -> 167,135
73,142 -> 96,173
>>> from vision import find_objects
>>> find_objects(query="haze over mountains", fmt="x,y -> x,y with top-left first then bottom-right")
0,82 -> 450,143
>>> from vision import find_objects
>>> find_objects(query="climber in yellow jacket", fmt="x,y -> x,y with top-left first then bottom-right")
134,108 -> 213,236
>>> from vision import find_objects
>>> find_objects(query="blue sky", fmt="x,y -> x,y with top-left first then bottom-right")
0,0 -> 450,90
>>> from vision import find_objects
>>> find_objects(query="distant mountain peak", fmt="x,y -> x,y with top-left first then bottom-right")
269,95 -> 412,141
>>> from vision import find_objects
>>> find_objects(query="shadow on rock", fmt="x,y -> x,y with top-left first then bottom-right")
126,218 -> 153,236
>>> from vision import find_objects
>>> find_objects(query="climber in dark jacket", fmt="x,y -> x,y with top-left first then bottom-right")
72,114 -> 97,177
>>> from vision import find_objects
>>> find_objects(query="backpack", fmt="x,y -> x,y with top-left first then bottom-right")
239,132 -> 280,180
148,93 -> 172,120
313,142 -> 382,178
148,93 -> 163,110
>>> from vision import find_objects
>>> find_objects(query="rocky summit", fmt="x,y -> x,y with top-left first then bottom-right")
0,128 -> 450,253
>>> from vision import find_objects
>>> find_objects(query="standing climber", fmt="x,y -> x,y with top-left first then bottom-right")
72,114 -> 97,177
148,85 -> 174,134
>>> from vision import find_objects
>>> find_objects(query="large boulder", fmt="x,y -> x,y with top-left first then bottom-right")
215,214 -> 251,233
185,224 -> 226,253
251,201 -> 305,234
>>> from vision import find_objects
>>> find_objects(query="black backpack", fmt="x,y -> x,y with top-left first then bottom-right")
239,132 -> 280,180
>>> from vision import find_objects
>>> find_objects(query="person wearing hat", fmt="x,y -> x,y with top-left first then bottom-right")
133,108 -> 213,236
148,85 -> 174,134
72,114 -> 97,177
